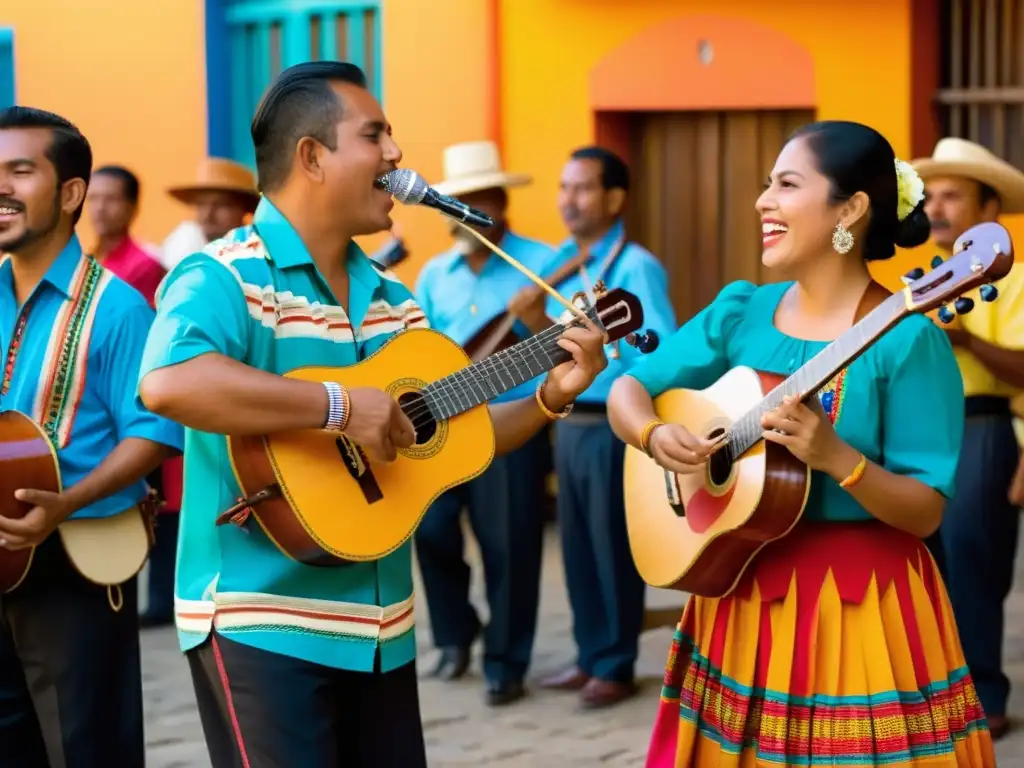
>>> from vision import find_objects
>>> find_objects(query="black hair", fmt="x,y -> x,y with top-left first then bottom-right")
789,120 -> 930,261
94,165 -> 140,204
979,181 -> 1000,208
570,145 -> 630,193
251,61 -> 367,193
0,106 -> 93,224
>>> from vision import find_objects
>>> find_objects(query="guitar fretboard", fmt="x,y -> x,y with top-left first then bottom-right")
724,292 -> 906,460
409,309 -> 596,421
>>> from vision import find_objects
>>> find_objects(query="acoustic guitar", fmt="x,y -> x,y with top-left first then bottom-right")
0,410 -> 155,593
218,285 -> 650,565
623,222 -> 1014,598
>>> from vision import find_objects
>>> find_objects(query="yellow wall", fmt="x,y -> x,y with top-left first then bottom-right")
4,0 -> 207,251
368,0 -> 493,285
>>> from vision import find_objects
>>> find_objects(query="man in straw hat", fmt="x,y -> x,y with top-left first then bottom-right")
413,140 -> 558,707
912,137 -> 1024,739
160,157 -> 261,270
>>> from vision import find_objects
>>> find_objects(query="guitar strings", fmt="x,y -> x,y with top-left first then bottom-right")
396,319 -> 576,430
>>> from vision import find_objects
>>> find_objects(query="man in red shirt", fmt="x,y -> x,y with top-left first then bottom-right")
87,165 -> 164,305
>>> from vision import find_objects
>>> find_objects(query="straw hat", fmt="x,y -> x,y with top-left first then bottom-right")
168,158 -> 260,212
912,138 -> 1024,213
432,141 -> 532,197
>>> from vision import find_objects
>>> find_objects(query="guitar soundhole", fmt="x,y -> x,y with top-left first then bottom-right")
706,427 -> 732,487
397,391 -> 437,445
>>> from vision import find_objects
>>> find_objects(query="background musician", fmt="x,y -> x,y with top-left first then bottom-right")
136,62 -> 609,767
607,120 -> 994,765
515,146 -> 677,709
0,107 -> 183,768
413,140 -> 556,706
912,138 -> 1024,739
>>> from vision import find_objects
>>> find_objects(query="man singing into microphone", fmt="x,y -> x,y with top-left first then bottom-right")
137,61 -> 609,767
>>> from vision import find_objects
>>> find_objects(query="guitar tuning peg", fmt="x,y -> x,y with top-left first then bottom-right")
980,284 -> 999,302
937,305 -> 957,324
954,296 -> 975,315
625,329 -> 660,354
902,267 -> 926,284
931,254 -> 945,268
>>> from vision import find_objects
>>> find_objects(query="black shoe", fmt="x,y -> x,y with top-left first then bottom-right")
485,680 -> 526,707
430,646 -> 472,681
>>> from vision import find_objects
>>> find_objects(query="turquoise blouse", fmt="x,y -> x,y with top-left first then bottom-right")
625,280 -> 965,522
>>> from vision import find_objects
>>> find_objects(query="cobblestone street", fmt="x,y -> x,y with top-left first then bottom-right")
142,526 -> 1024,766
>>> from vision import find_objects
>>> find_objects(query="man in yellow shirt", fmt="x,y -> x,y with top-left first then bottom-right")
913,138 -> 1024,740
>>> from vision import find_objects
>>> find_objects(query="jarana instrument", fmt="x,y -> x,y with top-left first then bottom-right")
623,222 -> 1013,598
219,285 -> 649,565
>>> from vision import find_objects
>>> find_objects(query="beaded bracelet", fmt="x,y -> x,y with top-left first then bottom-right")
323,381 -> 348,431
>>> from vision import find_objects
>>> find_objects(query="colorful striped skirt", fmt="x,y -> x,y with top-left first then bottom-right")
645,522 -> 996,767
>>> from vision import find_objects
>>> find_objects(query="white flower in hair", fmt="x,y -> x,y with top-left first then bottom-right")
894,158 -> 925,222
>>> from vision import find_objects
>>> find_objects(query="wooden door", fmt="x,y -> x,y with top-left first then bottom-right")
624,109 -> 815,324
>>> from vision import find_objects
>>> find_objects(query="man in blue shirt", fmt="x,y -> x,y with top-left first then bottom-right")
509,146 -> 678,709
137,62 -> 608,768
414,140 -> 556,706
0,107 -> 183,767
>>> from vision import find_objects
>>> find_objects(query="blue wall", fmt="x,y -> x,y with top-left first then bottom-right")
205,0 -> 382,169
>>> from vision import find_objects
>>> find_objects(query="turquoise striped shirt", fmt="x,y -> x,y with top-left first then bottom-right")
138,200 -> 427,672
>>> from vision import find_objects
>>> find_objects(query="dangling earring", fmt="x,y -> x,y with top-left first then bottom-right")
832,222 -> 854,254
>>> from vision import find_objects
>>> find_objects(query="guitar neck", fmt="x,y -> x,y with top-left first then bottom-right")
728,292 -> 906,457
410,320 -> 581,421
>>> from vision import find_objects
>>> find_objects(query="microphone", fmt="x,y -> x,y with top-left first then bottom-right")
376,169 -> 494,228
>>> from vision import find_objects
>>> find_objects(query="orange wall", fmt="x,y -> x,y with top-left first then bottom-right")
3,0 -> 207,251
365,0 -> 493,285
495,0 -> 997,291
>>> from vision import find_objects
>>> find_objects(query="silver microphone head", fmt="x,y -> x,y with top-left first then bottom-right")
378,169 -> 427,204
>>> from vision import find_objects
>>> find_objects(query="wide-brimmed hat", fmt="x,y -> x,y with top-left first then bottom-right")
912,138 -> 1024,213
432,141 -> 531,198
168,157 -> 260,212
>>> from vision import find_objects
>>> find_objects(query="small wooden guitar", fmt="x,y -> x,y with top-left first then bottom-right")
0,410 -> 155,593
623,222 -> 1014,598
219,286 -> 650,565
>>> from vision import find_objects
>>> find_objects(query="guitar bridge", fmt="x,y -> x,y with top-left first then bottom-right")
215,485 -> 281,528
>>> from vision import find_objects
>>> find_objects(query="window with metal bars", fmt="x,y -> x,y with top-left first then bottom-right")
937,0 -> 1024,168
207,0 -> 382,169
0,29 -> 14,110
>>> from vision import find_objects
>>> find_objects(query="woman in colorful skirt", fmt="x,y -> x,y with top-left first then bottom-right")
608,120 -> 996,766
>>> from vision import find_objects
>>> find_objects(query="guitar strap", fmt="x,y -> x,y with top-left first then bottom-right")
32,256 -> 107,448
663,279 -> 893,514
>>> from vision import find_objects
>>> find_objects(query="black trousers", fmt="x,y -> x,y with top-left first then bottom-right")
189,631 -> 428,768
555,419 -> 645,682
414,429 -> 548,684
926,408 -> 1020,717
0,534 -> 144,768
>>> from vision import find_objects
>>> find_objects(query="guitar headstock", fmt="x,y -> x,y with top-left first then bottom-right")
900,222 -> 1014,319
579,288 -> 645,344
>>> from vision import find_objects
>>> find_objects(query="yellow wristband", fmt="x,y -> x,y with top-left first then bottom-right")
839,453 -> 867,489
639,419 -> 665,456
536,382 -> 573,420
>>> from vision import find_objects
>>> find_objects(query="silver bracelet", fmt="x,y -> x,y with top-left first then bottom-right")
323,381 -> 346,431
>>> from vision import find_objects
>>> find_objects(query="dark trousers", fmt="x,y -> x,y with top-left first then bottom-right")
188,631 -> 427,767
926,411 -> 1020,717
555,419 -> 645,682
0,534 -> 143,768
414,430 -> 548,684
143,512 -> 178,622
